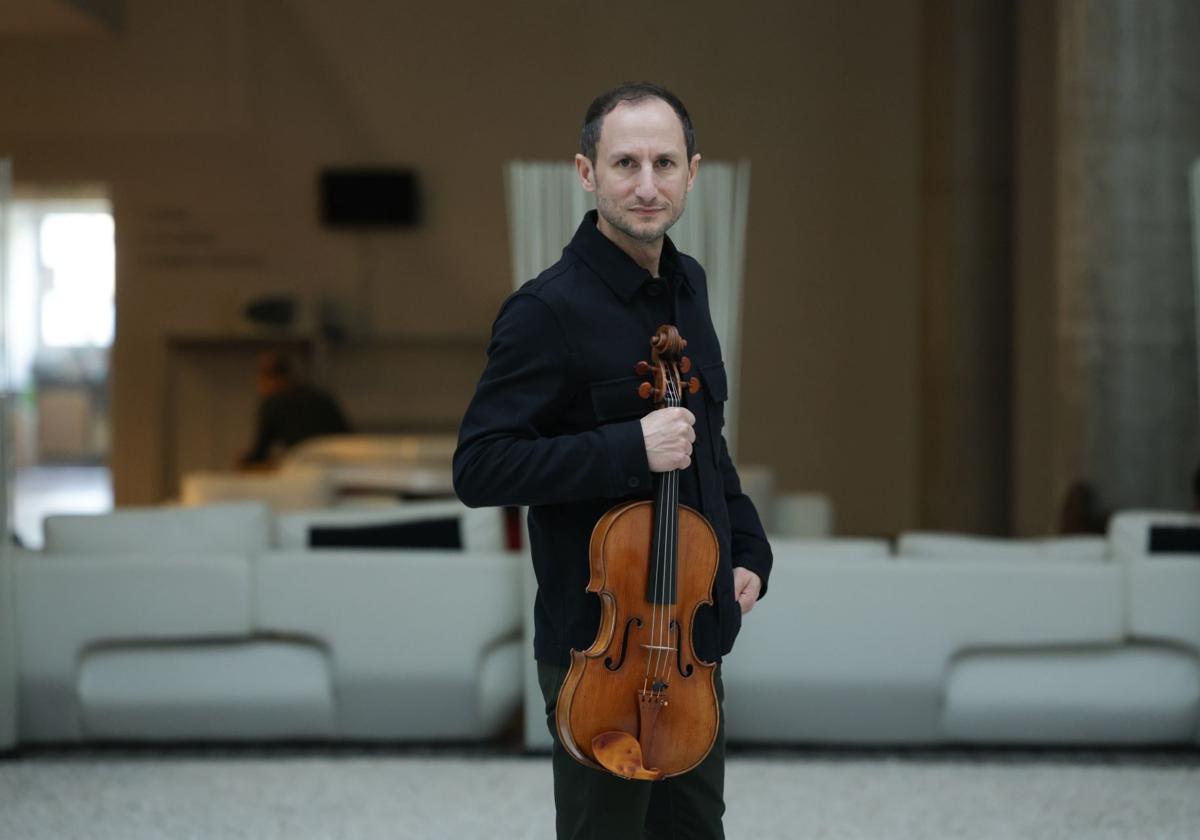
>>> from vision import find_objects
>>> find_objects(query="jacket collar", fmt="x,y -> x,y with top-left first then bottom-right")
568,210 -> 695,303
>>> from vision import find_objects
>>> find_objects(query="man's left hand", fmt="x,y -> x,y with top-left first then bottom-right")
733,567 -> 762,615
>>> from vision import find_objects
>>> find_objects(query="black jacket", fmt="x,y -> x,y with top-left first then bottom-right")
454,211 -> 772,665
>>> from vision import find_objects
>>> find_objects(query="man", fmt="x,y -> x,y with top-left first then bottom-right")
454,82 -> 772,839
238,352 -> 350,467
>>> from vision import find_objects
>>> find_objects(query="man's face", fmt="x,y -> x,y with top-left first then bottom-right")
576,98 -> 701,246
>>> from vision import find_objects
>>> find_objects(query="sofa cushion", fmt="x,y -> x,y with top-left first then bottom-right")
1108,510 -> 1200,567
309,516 -> 460,549
942,644 -> 1200,744
1110,510 -> 1200,652
1148,524 -> 1200,554
14,550 -> 255,742
255,548 -> 522,739
78,640 -> 334,740
42,501 -> 272,555
275,501 -> 505,552
897,533 -> 1107,563
770,538 -> 891,562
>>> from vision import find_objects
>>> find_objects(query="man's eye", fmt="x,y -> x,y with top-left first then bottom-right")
617,158 -> 633,168
657,159 -> 674,168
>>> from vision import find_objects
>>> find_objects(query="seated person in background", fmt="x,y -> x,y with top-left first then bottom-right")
238,352 -> 350,468
1057,479 -> 1109,535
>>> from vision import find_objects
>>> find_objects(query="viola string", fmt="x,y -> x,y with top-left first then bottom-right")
647,378 -> 671,689
648,452 -> 666,686
671,453 -> 678,688
653,379 -> 674,688
660,374 -> 680,692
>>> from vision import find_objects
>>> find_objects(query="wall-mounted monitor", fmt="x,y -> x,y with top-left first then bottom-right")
319,167 -> 419,228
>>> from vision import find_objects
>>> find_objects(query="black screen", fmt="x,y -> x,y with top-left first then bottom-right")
319,168 -> 419,228
1148,525 -> 1200,555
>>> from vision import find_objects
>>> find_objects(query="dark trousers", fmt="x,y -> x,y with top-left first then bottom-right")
537,662 -> 726,840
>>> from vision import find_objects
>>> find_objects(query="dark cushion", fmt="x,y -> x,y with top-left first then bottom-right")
1148,525 -> 1200,555
308,517 -> 462,550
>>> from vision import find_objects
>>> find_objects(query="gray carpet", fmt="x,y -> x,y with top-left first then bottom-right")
2,750 -> 1198,839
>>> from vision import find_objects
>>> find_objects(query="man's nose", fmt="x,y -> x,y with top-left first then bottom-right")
634,167 -> 657,202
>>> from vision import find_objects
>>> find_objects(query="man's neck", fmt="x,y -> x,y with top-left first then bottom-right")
596,214 -> 663,277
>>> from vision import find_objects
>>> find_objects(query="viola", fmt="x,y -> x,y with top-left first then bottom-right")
555,324 -> 720,780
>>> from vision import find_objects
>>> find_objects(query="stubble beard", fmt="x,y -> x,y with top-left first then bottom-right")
596,194 -> 687,244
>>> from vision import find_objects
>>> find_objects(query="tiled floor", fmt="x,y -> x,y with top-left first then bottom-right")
12,465 -> 112,549
1,748 -> 1198,839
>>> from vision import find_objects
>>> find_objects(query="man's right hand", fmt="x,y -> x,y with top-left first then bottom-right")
640,407 -> 697,472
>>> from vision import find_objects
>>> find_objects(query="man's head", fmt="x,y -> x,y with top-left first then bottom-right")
256,351 -> 294,397
575,82 -> 701,248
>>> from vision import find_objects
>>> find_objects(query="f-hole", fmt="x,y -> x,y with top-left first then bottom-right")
670,619 -> 693,677
604,617 -> 643,671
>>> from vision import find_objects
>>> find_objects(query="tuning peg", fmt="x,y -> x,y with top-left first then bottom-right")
679,356 -> 691,373
688,377 -> 700,394
634,360 -> 651,376
638,382 -> 654,399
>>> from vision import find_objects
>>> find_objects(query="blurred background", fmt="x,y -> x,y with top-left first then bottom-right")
0,0 -> 1196,533
0,1 -> 1198,838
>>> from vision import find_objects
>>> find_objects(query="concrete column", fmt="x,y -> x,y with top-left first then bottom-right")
1055,0 -> 1200,512
919,0 -> 1016,534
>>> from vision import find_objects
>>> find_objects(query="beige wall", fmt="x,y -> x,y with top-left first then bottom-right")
0,0 -> 922,536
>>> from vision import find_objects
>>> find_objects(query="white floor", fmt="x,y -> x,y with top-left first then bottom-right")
1,750 -> 1198,839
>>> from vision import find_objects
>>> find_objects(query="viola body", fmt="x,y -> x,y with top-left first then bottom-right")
556,499 -> 720,779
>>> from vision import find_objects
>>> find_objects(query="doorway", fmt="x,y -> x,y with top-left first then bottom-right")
3,185 -> 115,547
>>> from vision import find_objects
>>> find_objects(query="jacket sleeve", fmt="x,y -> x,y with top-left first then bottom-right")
716,432 -> 773,599
453,292 -> 651,508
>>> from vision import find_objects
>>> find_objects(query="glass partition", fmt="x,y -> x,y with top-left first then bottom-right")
1192,158 -> 1200,412
0,156 -> 16,749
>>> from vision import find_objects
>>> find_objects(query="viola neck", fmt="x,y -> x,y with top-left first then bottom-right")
646,463 -> 680,606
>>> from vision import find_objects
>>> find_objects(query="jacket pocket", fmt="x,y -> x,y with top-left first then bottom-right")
589,375 -> 648,423
698,361 -> 729,462
717,584 -> 743,655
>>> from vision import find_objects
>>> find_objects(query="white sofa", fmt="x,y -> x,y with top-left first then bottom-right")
720,513 -> 1200,745
13,500 -> 523,744
14,497 -> 1199,749
520,512 -> 1200,749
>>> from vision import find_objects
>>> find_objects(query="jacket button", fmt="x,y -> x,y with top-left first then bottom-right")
627,476 -> 641,488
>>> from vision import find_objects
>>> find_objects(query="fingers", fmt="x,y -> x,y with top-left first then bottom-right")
641,407 -> 699,472
738,592 -> 755,615
733,567 -> 762,614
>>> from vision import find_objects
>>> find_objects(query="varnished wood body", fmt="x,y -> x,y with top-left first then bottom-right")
556,500 -> 720,779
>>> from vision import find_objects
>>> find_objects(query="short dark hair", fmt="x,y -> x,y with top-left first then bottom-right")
580,82 -> 696,163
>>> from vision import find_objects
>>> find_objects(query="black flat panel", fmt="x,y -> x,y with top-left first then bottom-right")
1148,525 -> 1200,555
309,518 -> 461,550
319,168 -> 419,228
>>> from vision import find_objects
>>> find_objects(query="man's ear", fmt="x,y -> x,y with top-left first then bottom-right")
686,153 -> 702,192
575,153 -> 597,193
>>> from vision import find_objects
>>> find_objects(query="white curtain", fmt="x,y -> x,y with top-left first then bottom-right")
503,162 -> 591,295
503,160 -> 752,453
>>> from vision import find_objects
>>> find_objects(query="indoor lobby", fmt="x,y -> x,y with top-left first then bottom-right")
1,1 -> 1198,838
